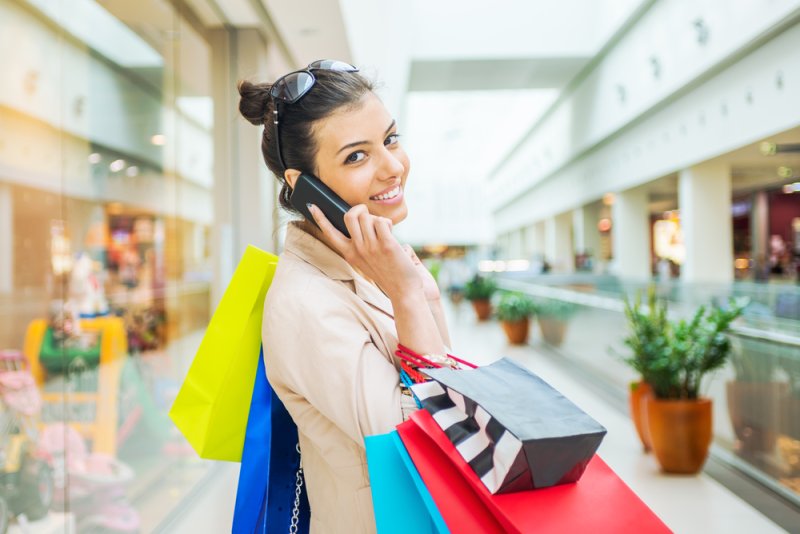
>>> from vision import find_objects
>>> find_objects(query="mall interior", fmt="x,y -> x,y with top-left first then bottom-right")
1,0 -> 799,532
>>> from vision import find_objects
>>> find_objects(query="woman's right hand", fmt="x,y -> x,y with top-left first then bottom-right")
308,204 -> 423,301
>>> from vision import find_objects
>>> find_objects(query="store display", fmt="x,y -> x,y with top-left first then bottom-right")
0,351 -> 54,524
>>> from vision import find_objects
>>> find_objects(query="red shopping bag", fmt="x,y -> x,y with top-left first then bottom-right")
397,410 -> 672,534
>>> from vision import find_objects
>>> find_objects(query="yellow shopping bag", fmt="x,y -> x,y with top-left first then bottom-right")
169,245 -> 278,461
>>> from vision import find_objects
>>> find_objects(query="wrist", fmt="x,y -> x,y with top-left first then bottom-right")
390,286 -> 427,310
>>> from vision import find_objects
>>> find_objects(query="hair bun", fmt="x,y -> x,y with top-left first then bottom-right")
237,79 -> 273,126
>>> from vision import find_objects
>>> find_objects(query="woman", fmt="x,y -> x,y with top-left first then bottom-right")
238,61 -> 451,532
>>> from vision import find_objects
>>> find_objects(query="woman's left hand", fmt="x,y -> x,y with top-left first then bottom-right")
403,245 -> 441,302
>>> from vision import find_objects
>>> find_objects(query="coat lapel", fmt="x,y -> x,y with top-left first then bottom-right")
284,223 -> 395,318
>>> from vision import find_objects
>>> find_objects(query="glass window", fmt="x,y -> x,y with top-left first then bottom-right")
1,0 -> 214,529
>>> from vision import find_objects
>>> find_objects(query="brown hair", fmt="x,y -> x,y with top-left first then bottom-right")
237,69 -> 374,214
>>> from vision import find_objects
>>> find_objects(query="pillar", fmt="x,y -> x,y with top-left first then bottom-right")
679,162 -> 734,284
0,183 -> 11,293
611,187 -> 651,280
545,212 -> 573,273
210,29 -> 277,306
750,191 -> 769,268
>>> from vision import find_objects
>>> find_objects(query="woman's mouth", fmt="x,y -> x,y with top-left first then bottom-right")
369,185 -> 403,204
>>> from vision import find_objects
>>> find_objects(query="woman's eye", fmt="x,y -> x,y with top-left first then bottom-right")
385,133 -> 401,146
345,151 -> 366,164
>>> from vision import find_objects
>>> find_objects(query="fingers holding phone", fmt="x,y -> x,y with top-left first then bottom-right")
309,203 -> 420,299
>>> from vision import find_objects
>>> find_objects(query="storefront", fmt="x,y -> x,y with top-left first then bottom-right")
1,0 -> 217,530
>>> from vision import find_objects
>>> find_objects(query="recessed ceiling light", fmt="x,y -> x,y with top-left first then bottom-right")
760,141 -> 776,156
778,166 -> 793,179
151,134 -> 166,146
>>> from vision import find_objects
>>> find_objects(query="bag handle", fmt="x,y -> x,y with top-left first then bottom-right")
395,344 -> 477,370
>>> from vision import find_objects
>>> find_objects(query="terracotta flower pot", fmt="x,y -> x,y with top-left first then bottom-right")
538,318 -> 567,346
470,299 -> 492,321
501,318 -> 530,345
646,397 -> 712,474
629,381 -> 653,452
726,381 -> 787,454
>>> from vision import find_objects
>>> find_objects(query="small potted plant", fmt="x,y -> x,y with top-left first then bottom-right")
621,286 -> 670,452
534,299 -> 578,347
464,275 -> 497,321
495,292 -> 536,345
629,298 -> 746,474
726,337 -> 785,454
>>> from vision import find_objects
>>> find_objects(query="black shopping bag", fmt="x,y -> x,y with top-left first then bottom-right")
410,358 -> 607,494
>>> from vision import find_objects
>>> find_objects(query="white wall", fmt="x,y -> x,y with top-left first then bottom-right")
491,0 -> 800,230
494,12 -> 800,233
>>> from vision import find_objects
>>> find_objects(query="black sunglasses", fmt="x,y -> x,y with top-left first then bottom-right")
270,59 -> 359,171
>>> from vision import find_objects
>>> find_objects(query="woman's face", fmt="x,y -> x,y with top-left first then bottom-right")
312,92 -> 410,225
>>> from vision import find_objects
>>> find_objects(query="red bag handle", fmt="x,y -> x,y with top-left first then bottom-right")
395,344 -> 477,370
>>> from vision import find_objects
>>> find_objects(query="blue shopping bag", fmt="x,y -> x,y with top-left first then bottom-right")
232,349 -> 310,534
365,431 -> 449,534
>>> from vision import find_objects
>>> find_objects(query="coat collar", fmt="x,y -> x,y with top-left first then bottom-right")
283,222 -> 395,318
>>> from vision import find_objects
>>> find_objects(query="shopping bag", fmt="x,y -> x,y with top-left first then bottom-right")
233,349 -> 309,534
365,431 -> 449,534
411,357 -> 606,493
399,409 -> 671,534
169,246 -> 278,461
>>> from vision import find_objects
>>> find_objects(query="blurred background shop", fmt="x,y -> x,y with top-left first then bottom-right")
0,0 -> 799,532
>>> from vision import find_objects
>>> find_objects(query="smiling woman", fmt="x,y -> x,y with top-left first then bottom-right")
237,62 -> 450,533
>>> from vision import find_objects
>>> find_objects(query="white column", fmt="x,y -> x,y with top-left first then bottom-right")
679,162 -> 733,284
545,212 -> 574,273
509,228 -> 524,259
530,221 -> 546,257
0,183 -> 11,293
577,203 -> 601,259
210,29 -> 276,306
611,187 -> 651,280
750,191 -> 769,266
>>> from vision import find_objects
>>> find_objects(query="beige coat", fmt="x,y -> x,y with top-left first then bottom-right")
262,222 -> 407,533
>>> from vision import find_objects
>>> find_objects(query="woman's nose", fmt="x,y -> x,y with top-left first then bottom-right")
379,148 -> 405,178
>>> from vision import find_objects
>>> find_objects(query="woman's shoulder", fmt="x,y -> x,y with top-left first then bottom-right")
264,251 -> 355,320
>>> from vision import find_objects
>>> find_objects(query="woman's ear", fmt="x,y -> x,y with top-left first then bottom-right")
284,168 -> 301,190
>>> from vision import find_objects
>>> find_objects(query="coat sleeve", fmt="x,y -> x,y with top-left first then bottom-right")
262,281 -> 403,446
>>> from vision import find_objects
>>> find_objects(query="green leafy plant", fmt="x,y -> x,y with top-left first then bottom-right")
495,292 -> 536,322
534,299 -> 578,320
622,287 -> 747,399
621,286 -> 670,383
463,275 -> 497,301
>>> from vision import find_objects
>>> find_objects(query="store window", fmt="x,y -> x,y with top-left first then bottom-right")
1,0 -> 214,530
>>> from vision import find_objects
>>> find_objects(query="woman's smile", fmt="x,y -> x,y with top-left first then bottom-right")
369,184 -> 404,204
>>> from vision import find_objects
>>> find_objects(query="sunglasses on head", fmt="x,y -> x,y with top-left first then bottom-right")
270,59 -> 359,171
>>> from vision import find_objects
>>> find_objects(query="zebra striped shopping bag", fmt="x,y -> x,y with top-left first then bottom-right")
410,357 -> 607,494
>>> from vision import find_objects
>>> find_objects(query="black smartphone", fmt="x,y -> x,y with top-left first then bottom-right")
289,173 -> 352,238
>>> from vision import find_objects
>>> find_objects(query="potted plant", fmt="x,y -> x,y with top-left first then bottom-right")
726,337 -> 785,454
464,275 -> 497,321
621,287 -> 670,452
630,298 -> 746,474
534,299 -> 578,346
495,292 -> 536,345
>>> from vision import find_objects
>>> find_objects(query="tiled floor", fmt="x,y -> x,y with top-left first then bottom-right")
162,300 -> 789,533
